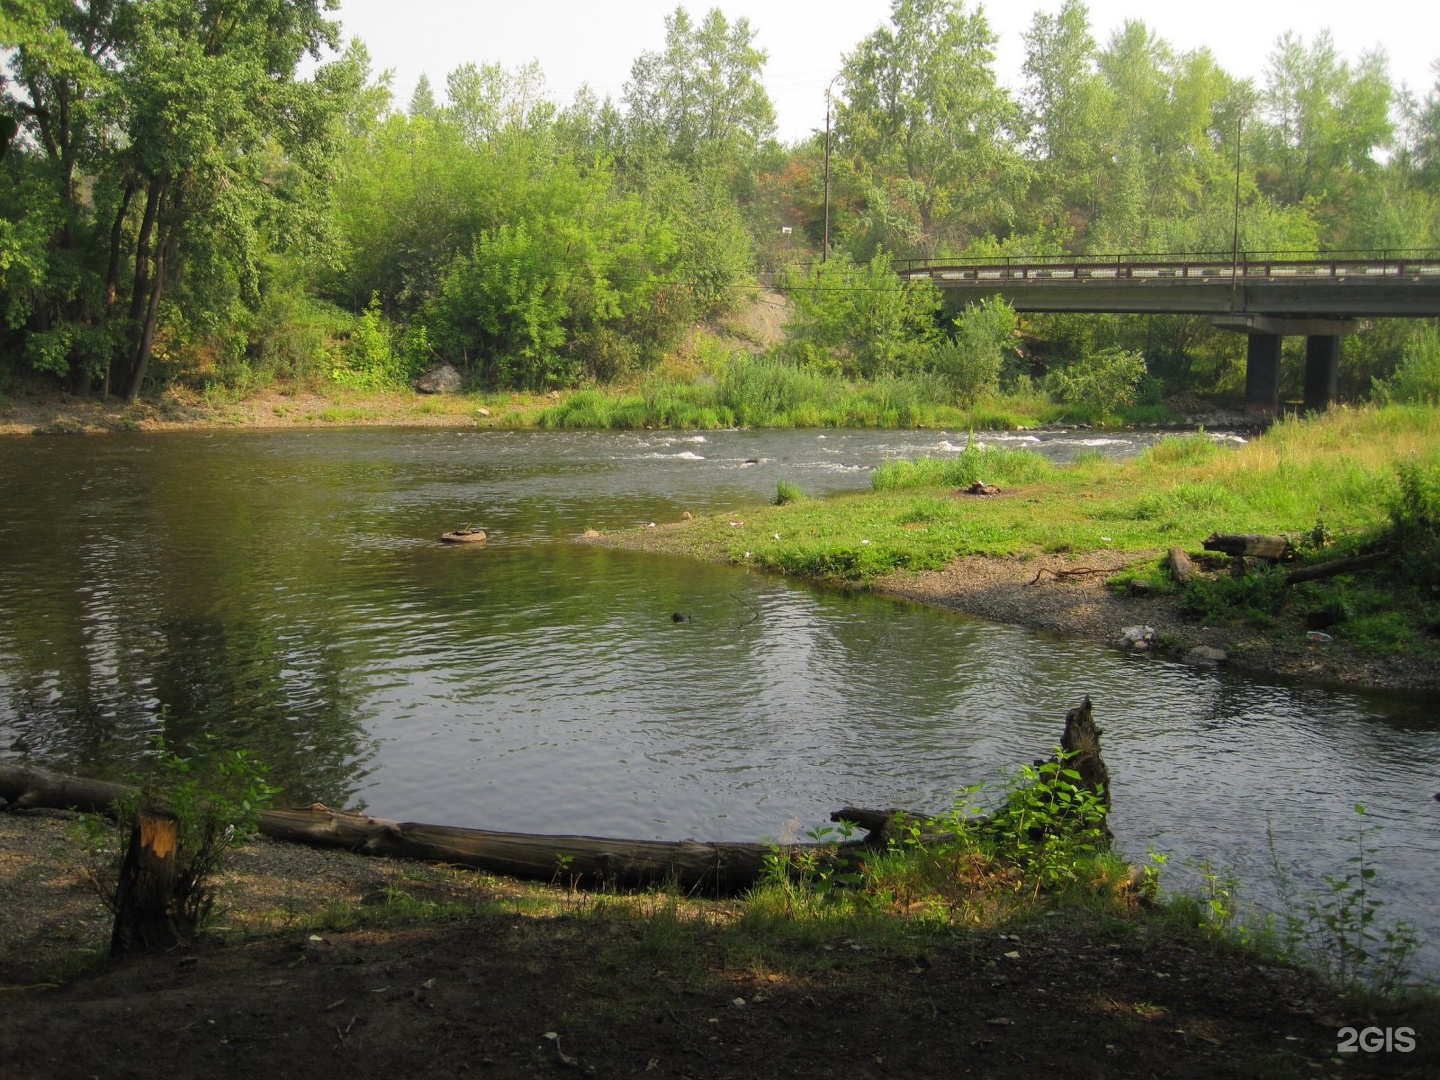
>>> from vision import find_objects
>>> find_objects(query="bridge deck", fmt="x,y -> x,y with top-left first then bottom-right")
898,255 -> 1440,318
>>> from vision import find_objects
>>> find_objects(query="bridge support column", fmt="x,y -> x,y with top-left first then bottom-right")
1303,335 -> 1340,412
1243,333 -> 1282,415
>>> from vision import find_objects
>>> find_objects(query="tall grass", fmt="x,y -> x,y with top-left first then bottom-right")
873,445 -> 1055,491
537,356 -> 987,430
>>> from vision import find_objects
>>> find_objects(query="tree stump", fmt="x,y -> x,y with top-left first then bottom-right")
1059,696 -> 1110,811
110,809 -> 190,956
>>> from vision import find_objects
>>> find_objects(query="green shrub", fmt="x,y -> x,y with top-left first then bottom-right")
330,295 -> 416,391
931,297 -> 1018,405
1371,323 -> 1440,406
1049,346 -> 1149,418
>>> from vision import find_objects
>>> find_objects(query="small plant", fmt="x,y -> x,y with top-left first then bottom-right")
978,755 -> 1110,896
1195,860 -> 1244,943
775,479 -> 805,505
79,732 -> 278,943
1299,805 -> 1420,996
1177,563 -> 1290,626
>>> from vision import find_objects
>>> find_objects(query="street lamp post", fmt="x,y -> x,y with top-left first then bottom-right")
1230,107 -> 1244,310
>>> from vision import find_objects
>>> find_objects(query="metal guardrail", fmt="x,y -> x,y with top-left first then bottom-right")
895,251 -> 1440,285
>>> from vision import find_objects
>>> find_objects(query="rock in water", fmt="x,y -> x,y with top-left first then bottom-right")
415,364 -> 463,394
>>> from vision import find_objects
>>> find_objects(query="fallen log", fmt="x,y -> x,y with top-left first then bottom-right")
0,762 -> 854,893
0,765 -> 131,815
0,700 -> 1112,896
255,805 -> 794,894
1202,533 -> 1291,560
1284,550 -> 1390,586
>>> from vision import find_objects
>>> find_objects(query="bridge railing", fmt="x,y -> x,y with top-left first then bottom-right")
894,250 -> 1440,284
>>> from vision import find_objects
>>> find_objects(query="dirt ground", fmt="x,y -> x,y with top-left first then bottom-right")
1,811 -> 1435,1080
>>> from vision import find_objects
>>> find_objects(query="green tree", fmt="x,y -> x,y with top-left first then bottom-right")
1,0 -> 360,397
1019,0 -> 1111,240
623,6 -> 775,173
1049,345 -> 1149,416
932,297 -> 1018,404
838,0 -> 1025,259
780,250 -> 940,378
1257,32 -> 1392,218
408,73 -> 439,120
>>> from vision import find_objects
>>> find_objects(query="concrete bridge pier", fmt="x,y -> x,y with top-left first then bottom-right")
1303,335 -> 1340,413
1212,315 -> 1360,415
1243,333 -> 1282,415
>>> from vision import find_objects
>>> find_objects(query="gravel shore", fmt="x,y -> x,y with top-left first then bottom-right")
874,550 -> 1437,694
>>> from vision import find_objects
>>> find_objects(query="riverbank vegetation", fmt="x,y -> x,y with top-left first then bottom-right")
4,2 -> 1439,420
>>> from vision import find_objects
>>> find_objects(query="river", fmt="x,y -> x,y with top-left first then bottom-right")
1,426 -> 1435,974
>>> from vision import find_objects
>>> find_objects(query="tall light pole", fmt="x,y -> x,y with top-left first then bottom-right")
823,75 -> 838,264
1230,107 -> 1244,310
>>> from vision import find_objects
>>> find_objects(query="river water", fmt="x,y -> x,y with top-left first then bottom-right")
1,426 -> 1435,973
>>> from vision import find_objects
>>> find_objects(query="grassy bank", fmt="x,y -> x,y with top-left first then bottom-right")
604,406 -> 1440,661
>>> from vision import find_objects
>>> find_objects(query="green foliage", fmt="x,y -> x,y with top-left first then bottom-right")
1371,324 -> 1440,406
932,297 -> 1018,405
838,0 -> 1025,257
1048,346 -> 1149,419
81,733 -> 279,930
976,756 -> 1111,895
1295,806 -> 1420,996
330,295 -> 416,391
622,6 -> 777,172
1177,563 -> 1290,626
779,252 -> 941,379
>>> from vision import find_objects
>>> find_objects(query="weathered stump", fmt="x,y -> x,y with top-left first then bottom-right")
110,809 -> 190,956
1059,695 -> 1109,813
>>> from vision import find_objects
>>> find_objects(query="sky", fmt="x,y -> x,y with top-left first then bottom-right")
330,0 -> 1440,143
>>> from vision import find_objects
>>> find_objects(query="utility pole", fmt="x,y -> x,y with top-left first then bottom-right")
1230,107 -> 1244,311
823,76 -> 838,264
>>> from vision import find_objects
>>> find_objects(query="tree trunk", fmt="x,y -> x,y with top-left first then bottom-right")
110,809 -> 189,956
127,179 -> 163,327
1060,695 -> 1110,813
125,235 -> 171,401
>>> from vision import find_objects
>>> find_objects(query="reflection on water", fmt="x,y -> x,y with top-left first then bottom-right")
1,427 -> 1436,972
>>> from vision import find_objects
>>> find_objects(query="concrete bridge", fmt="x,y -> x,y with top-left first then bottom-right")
897,252 -> 1440,413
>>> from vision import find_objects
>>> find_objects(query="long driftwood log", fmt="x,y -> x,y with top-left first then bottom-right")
0,700 -> 1112,896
